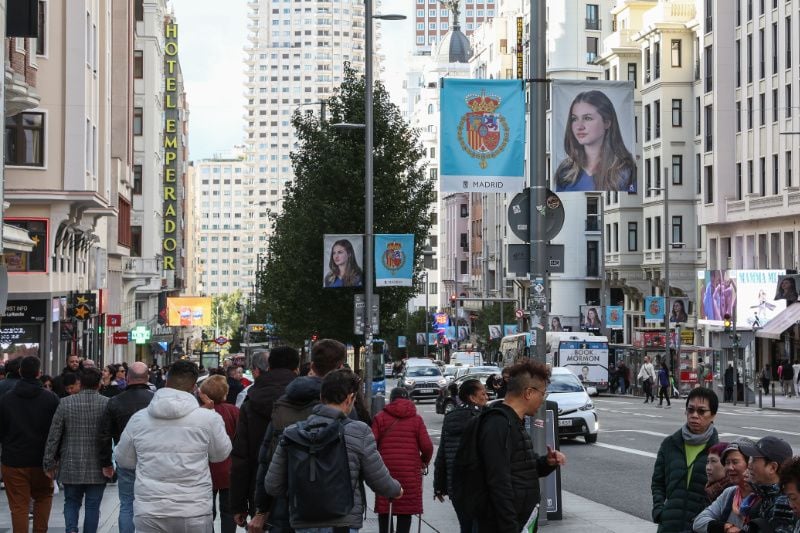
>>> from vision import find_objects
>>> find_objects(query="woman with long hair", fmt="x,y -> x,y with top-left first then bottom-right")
555,90 -> 636,192
670,299 -> 688,323
583,307 -> 602,329
324,239 -> 364,288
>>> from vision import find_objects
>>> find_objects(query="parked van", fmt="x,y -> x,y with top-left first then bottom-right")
450,350 -> 484,367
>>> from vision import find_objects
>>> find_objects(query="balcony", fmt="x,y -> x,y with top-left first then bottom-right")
122,258 -> 161,280
585,18 -> 601,31
4,64 -> 40,116
586,217 -> 601,232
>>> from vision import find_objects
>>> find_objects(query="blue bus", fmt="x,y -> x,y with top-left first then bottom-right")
367,339 -> 390,396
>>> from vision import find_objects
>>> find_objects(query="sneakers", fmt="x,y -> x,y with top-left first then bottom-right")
665,405 -> 672,408
656,404 -> 663,408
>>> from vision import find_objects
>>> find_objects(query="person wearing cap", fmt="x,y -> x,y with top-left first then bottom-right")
652,387 -> 720,532
693,438 -> 755,532
778,456 -> 800,532
738,436 -> 797,532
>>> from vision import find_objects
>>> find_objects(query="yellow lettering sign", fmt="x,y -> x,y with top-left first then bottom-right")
165,204 -> 177,216
165,152 -> 176,164
164,187 -> 176,200
165,23 -> 178,39
163,238 -> 177,252
163,256 -> 175,270
165,94 -> 176,109
166,119 -> 176,133
166,77 -> 177,91
165,41 -> 178,56
164,135 -> 177,149
165,168 -> 176,183
166,59 -> 176,74
164,219 -> 176,234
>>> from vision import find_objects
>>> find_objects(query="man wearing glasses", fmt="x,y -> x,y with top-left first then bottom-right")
470,360 -> 566,533
651,387 -> 720,532
739,436 -> 797,532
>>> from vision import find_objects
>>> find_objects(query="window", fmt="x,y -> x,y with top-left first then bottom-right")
586,36 -> 598,63
586,4 -> 600,30
697,154 -> 702,195
118,196 -> 132,248
654,42 -> 661,79
747,97 -> 753,129
787,151 -> 793,188
586,241 -> 599,277
655,216 -> 662,249
613,222 -> 619,252
672,155 -> 683,184
644,104 -> 651,141
760,156 -> 766,196
36,1 -> 46,55
759,28 -> 765,79
671,39 -> 682,67
747,34 -> 753,83
131,226 -> 142,257
704,105 -> 713,151
5,112 -> 45,166
645,159 -> 652,196
655,157 -> 662,189
736,162 -> 743,200
737,101 -> 742,132
133,165 -> 142,194
135,0 -> 143,21
705,166 -> 714,204
645,46 -> 651,82
773,88 -> 779,122
133,107 -> 143,135
627,63 -> 637,88
704,45 -> 713,91
705,0 -> 713,32
672,216 -> 683,245
460,261 -> 468,275
695,97 -> 701,135
773,154 -> 779,195
645,218 -> 652,249
787,17 -> 792,69
748,0 -> 752,22
586,197 -> 600,231
2,219 -> 47,272
787,84 -> 793,118
772,22 -> 778,74
134,50 -> 143,78
654,100 -> 661,138
628,222 -> 638,251
760,92 -> 766,126
748,159 -> 754,194
736,40 -> 741,87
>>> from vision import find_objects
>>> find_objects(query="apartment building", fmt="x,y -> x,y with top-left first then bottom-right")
414,0 -> 496,54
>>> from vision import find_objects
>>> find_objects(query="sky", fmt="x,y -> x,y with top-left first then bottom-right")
171,0 -> 414,161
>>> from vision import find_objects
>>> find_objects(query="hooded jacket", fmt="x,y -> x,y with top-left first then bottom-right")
115,387 -> 232,518
229,367 -> 295,515
433,402 -> 482,497
265,403 -> 401,530
0,378 -> 59,467
372,398 -> 433,515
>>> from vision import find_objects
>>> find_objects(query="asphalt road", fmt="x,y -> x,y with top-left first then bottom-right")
405,382 -> 800,524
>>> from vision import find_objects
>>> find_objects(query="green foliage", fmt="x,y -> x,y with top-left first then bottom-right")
261,65 -> 435,347
472,302 -> 517,356
381,308 -> 437,360
210,291 -> 244,340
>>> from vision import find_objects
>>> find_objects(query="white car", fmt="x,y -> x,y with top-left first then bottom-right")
548,367 -> 599,444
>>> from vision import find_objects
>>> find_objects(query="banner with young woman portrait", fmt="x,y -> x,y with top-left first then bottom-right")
551,80 -> 636,193
322,234 -> 364,288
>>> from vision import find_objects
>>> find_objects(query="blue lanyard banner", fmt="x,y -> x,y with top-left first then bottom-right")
374,234 -> 414,287
440,78 -> 526,193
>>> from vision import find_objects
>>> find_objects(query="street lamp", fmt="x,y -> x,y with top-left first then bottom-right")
421,245 -> 436,358
649,175 -> 673,379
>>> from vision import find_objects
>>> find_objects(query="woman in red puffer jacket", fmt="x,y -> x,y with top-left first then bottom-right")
372,387 -> 434,533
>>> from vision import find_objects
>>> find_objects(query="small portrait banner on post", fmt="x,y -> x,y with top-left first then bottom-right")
668,298 -> 690,324
605,306 -> 624,329
375,234 -> 414,287
645,296 -> 666,323
488,324 -> 502,339
440,78 -> 526,192
323,234 -> 364,288
551,79 -> 636,193
579,305 -> 604,331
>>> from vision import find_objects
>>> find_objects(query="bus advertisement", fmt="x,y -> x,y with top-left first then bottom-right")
555,339 -> 610,392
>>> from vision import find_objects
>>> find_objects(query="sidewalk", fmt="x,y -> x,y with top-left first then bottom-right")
607,389 -> 800,412
1,469 -> 657,533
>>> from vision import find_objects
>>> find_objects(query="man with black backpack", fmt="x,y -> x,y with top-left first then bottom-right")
452,360 -> 566,533
264,368 -> 402,533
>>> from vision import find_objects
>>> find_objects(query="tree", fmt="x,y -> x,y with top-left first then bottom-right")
210,291 -> 244,342
472,302 -> 516,360
260,65 -> 435,354
381,308 -> 437,360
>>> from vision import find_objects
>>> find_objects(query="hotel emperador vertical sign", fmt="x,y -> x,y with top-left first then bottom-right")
162,22 -> 179,271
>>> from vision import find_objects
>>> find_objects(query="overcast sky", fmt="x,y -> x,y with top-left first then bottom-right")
171,0 -> 413,161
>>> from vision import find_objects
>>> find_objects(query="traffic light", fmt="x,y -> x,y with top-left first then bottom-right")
723,314 -> 732,333
97,324 -> 103,335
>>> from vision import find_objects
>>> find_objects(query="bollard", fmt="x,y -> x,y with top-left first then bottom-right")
771,382 -> 776,408
758,384 -> 762,408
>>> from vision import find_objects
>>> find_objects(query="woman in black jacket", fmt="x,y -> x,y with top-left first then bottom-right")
433,379 -> 488,533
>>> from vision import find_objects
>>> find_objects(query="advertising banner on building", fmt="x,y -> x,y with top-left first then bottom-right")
645,296 -> 665,323
557,340 -> 609,384
579,305 -> 604,331
375,234 -> 413,287
489,324 -> 502,339
551,79 -> 636,193
605,306 -> 624,329
697,270 -> 786,328
668,298 -> 690,324
323,234 -> 364,288
774,274 -> 800,306
503,324 -> 519,336
440,78 -> 526,192
166,297 -> 212,327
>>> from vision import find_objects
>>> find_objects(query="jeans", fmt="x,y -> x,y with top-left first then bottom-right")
1,464 -> 54,533
643,379 -> 654,402
63,483 -> 106,533
618,376 -> 627,395
116,466 -> 136,533
658,385 -> 671,406
212,488 -> 236,533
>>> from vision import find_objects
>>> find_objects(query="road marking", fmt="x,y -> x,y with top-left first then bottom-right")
719,432 -> 762,440
603,429 -> 669,437
741,426 -> 800,436
592,442 -> 658,459
595,399 -> 639,405
718,410 -> 781,417
597,408 -> 662,418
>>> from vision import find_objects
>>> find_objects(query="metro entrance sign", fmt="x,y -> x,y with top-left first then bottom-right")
214,336 -> 229,346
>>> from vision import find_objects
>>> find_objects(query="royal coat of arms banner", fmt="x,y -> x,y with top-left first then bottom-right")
375,234 -> 414,287
440,78 -> 525,192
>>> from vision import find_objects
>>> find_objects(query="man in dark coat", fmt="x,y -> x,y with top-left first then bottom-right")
0,356 -> 60,531
229,348 -> 299,526
651,387 -> 720,532
51,353 -> 81,398
471,360 -> 565,533
433,378 -> 488,533
97,362 -> 154,533
0,357 -> 21,397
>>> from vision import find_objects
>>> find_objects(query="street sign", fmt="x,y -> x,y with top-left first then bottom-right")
515,308 -> 524,319
507,244 -> 566,275
214,336 -> 229,345
507,188 -> 565,242
112,331 -> 129,345
354,294 -> 380,335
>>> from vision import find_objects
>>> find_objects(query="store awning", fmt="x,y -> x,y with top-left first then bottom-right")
755,304 -> 800,340
3,223 -> 35,252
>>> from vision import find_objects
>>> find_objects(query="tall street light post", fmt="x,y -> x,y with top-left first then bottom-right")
363,2 -> 405,413
421,245 -> 436,359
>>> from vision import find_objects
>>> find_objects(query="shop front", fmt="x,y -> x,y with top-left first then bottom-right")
1,299 -> 48,362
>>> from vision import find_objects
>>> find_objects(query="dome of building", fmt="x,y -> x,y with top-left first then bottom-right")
433,24 -> 471,64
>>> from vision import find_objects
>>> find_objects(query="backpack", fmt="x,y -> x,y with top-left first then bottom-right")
451,407 -> 514,519
282,417 -> 354,522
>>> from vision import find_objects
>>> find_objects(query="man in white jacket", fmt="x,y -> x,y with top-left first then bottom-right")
638,355 -> 657,404
115,360 -> 232,533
